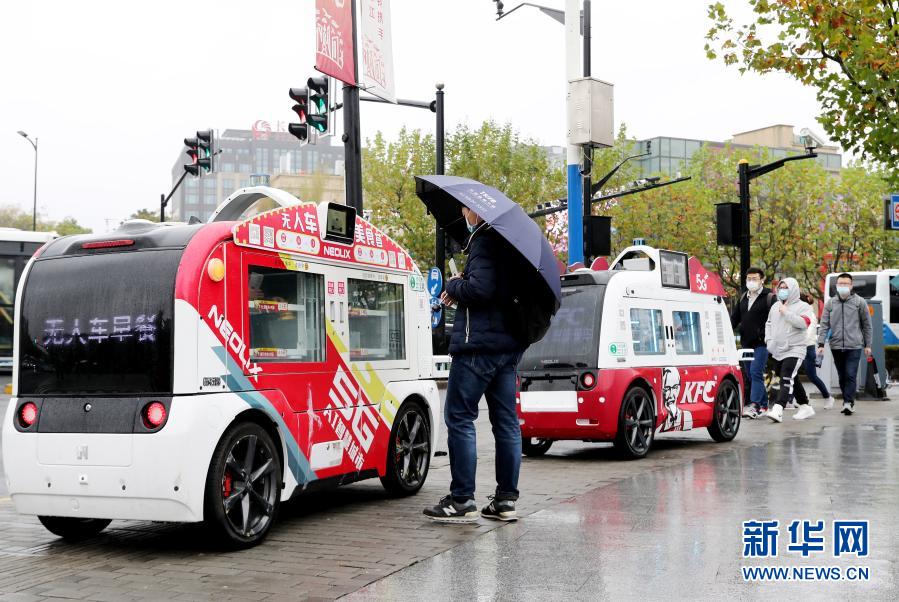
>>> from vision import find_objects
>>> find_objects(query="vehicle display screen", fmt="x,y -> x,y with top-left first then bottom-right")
324,203 -> 356,244
659,250 -> 690,289
519,285 -> 605,371
18,250 -> 178,395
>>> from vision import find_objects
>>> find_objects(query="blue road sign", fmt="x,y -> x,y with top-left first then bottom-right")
430,295 -> 443,329
891,195 -> 899,230
427,267 -> 443,297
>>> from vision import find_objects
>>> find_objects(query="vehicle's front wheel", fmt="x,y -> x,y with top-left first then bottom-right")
522,437 -> 553,457
613,386 -> 655,459
38,516 -> 111,541
708,379 -> 741,442
204,421 -> 282,548
380,402 -> 431,496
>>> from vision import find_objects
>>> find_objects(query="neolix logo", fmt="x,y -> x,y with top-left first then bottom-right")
76,445 -> 88,461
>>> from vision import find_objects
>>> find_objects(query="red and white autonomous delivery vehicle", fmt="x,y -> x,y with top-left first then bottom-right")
517,245 -> 743,459
3,187 -> 440,547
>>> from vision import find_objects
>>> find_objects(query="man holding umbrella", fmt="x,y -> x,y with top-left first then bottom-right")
416,176 -> 560,524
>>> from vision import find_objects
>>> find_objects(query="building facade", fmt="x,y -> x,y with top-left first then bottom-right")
170,123 -> 345,222
633,125 -> 842,179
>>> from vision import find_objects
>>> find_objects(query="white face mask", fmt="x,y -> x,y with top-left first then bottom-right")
837,285 -> 851,298
746,280 -> 761,292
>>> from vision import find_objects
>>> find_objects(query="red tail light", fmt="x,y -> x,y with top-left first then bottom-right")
142,402 -> 167,429
19,402 -> 38,428
81,239 -> 134,249
580,372 -> 596,390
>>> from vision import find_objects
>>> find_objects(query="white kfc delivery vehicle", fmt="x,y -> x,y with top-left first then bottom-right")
517,245 -> 743,459
3,187 -> 440,547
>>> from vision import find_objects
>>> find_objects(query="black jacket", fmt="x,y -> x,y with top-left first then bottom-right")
730,287 -> 775,349
446,224 -> 524,355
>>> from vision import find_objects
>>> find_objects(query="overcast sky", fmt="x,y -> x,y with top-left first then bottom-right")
0,0 -> 829,233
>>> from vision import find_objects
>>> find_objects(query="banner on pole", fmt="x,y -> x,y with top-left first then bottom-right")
315,0 -> 356,86
360,0 -> 396,103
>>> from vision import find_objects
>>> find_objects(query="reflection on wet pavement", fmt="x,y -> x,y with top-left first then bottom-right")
349,420 -> 899,600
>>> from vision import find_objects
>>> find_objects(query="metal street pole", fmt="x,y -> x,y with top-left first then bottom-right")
17,132 -> 38,230
434,82 -> 447,353
565,0 -> 583,265
738,159 -> 751,291
580,0 -> 593,265
343,0 -> 364,214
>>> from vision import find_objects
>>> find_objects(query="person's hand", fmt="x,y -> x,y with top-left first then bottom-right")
778,304 -> 786,314
865,347 -> 872,358
440,291 -> 457,308
448,274 -> 462,281
816,346 -> 824,357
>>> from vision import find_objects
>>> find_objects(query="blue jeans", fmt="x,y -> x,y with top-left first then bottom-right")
802,345 -> 830,398
444,351 -> 522,502
749,345 -> 769,408
831,348 -> 862,405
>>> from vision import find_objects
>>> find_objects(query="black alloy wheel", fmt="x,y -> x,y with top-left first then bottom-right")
522,437 -> 553,457
37,516 -> 111,541
381,402 -> 431,495
708,379 -> 741,442
613,387 -> 655,459
205,422 -> 281,548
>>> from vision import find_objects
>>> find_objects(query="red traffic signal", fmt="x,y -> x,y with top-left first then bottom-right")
183,137 -> 200,176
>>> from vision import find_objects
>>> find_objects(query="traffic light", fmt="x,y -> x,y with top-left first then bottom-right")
307,76 -> 329,134
584,215 -> 611,259
183,137 -> 200,176
197,129 -> 214,174
715,202 -> 742,246
288,87 -> 309,144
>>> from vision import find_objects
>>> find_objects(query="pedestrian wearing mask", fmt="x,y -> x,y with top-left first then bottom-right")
765,278 -> 815,423
817,273 -> 872,415
799,293 -> 835,410
423,206 -> 525,523
731,267 -> 776,418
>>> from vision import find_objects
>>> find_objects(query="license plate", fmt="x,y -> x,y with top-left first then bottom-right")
520,391 -> 579,413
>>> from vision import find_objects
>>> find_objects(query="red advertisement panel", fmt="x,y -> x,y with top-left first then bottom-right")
316,0 -> 356,85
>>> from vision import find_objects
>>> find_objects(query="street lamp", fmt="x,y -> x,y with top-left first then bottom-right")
17,131 -> 38,231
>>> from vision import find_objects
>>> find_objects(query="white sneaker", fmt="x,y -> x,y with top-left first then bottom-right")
823,397 -> 834,410
841,402 -> 854,415
794,405 -> 815,420
767,405 -> 784,423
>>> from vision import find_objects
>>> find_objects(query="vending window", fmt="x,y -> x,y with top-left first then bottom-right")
348,279 -> 405,361
673,310 -> 703,355
630,308 -> 666,355
248,266 -> 325,363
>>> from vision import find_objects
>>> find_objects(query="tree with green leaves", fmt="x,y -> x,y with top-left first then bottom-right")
704,0 -> 899,183
363,121 -> 565,268
0,205 -> 91,235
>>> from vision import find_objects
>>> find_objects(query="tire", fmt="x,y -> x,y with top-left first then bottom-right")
522,437 -> 553,457
613,386 -> 655,460
708,379 -> 741,442
37,516 -> 111,541
204,421 -> 282,549
380,401 -> 431,496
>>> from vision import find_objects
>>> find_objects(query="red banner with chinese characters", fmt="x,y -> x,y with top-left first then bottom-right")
232,204 -> 415,273
316,0 -> 356,85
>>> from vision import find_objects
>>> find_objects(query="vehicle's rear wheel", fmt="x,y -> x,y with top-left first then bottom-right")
522,437 -> 553,457
204,421 -> 281,548
708,379 -> 741,442
613,386 -> 655,459
37,516 -> 111,541
381,402 -> 431,496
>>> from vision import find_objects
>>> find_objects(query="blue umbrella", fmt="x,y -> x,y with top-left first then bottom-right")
415,175 -> 562,305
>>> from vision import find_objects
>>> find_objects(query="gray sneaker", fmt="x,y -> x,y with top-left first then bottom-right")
742,404 -> 759,419
423,495 -> 479,523
841,402 -> 855,415
481,496 -> 517,522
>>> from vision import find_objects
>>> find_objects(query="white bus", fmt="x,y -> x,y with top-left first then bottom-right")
0,228 -> 57,371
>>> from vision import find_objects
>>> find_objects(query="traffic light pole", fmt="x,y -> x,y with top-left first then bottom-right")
160,170 -> 189,222
737,152 -> 817,290
580,0 -> 593,265
434,83 -> 447,354
342,0 -> 364,214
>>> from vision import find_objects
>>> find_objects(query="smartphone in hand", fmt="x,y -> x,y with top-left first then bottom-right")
449,258 -> 460,278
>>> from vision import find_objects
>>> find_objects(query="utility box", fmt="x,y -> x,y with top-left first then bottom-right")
567,77 -> 614,148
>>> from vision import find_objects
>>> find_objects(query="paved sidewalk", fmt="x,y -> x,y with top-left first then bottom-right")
0,395 -> 896,600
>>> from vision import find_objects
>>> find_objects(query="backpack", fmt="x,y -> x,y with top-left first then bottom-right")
506,278 -> 557,346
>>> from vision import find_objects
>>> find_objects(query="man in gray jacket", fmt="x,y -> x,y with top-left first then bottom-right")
817,273 -> 873,415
